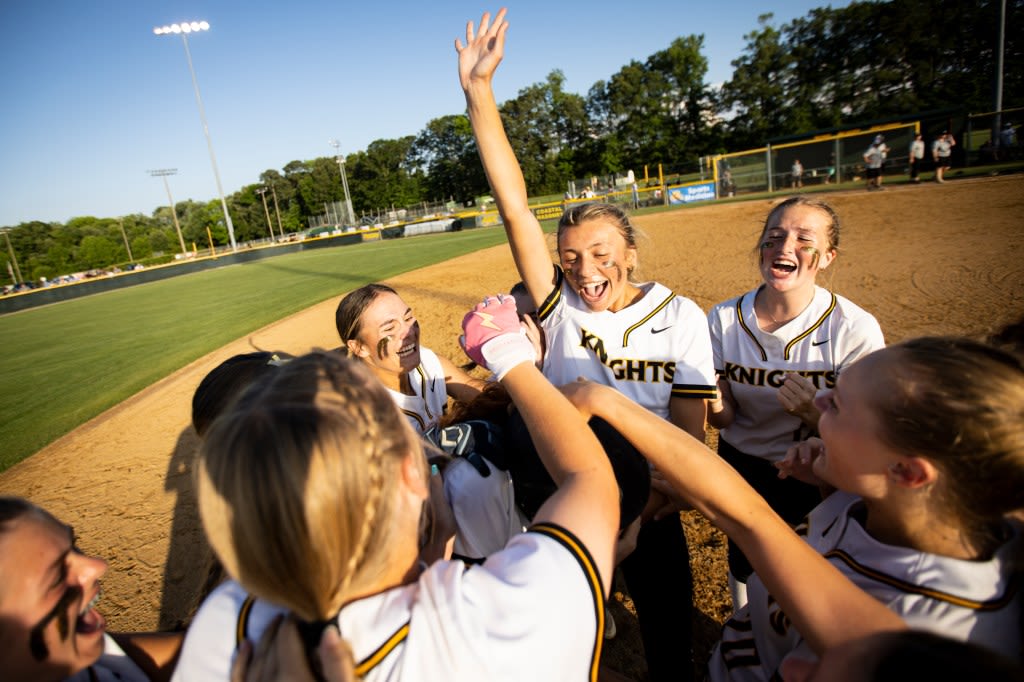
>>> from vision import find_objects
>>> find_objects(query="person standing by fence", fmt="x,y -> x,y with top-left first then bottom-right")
908,133 -> 925,183
933,131 -> 955,183
863,135 -> 889,190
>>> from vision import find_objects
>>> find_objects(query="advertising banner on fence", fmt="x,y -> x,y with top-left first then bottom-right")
667,181 -> 716,205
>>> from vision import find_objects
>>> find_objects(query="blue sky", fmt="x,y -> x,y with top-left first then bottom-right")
0,1 -> 848,227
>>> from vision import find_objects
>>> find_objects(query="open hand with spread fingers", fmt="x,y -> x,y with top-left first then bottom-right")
455,8 -> 508,91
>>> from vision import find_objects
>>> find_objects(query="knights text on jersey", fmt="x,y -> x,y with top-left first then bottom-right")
707,491 -> 1022,681
708,286 -> 884,460
171,524 -> 605,682
387,346 -> 448,433
537,266 -> 716,419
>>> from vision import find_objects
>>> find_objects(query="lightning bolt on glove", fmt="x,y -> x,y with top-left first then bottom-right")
460,294 -> 537,380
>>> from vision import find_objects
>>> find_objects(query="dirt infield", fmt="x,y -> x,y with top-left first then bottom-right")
2,175 -> 1022,678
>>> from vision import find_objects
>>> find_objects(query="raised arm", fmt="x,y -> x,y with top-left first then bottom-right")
461,295 -> 618,588
437,353 -> 486,403
563,381 -> 905,654
456,9 -> 557,309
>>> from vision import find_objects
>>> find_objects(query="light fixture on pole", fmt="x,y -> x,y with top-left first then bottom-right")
255,187 -> 275,241
148,169 -> 188,257
153,20 -> 238,252
328,138 -> 354,226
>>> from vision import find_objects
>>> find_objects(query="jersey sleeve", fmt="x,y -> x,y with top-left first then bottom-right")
414,523 -> 605,681
708,303 -> 726,374
536,264 -> 565,324
445,456 -> 527,561
670,298 -> 718,400
171,580 -> 287,682
835,307 -> 886,373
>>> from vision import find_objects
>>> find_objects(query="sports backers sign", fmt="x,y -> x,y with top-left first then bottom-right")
667,181 -> 716,205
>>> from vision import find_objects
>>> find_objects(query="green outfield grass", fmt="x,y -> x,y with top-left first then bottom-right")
0,228 -> 520,472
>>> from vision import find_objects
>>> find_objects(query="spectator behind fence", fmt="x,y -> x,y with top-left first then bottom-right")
932,131 -> 955,183
908,133 -> 925,182
863,134 -> 889,190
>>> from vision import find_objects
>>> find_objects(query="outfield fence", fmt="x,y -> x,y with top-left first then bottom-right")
712,122 -> 919,196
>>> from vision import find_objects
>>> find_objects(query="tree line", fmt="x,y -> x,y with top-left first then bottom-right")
3,0 -> 1019,284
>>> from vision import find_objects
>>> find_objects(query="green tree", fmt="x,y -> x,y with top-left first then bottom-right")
719,14 -> 796,147
180,200 -> 227,248
347,136 -> 423,218
587,36 -> 713,171
500,71 -> 589,195
77,235 -> 118,269
410,115 -> 486,203
130,235 -> 153,260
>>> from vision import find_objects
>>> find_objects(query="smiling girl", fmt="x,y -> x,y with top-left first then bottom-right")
707,197 -> 885,606
458,11 -> 716,680
0,497 -> 180,682
564,335 -> 1023,679
335,283 -> 485,434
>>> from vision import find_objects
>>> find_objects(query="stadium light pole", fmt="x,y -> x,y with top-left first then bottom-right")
255,187 -> 275,241
153,20 -> 237,252
328,138 -> 354,226
148,169 -> 188,257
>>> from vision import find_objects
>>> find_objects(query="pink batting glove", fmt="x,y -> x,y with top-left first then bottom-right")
460,294 -> 536,379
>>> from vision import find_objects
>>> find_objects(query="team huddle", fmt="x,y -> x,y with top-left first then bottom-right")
2,9 -> 1023,682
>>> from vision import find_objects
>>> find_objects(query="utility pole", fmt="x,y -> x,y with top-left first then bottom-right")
119,218 -> 134,262
2,229 -> 23,284
255,187 -> 275,241
270,184 -> 284,238
148,169 -> 188,257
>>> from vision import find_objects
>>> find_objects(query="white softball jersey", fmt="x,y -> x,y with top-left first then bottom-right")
538,266 -> 717,419
708,491 -> 1022,681
172,524 -> 606,682
66,634 -> 148,682
443,454 -> 529,560
709,286 -> 885,461
388,346 -> 448,434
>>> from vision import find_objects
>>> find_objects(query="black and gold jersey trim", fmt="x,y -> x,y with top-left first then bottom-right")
234,593 -> 409,677
530,522 -> 606,682
401,408 -> 426,431
826,548 -> 1018,610
622,291 -> 676,347
413,364 -> 433,421
354,622 -> 411,677
235,594 -> 257,648
736,293 -> 767,361
783,293 -> 836,360
671,383 -> 718,400
736,290 -> 838,361
537,265 -> 564,322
